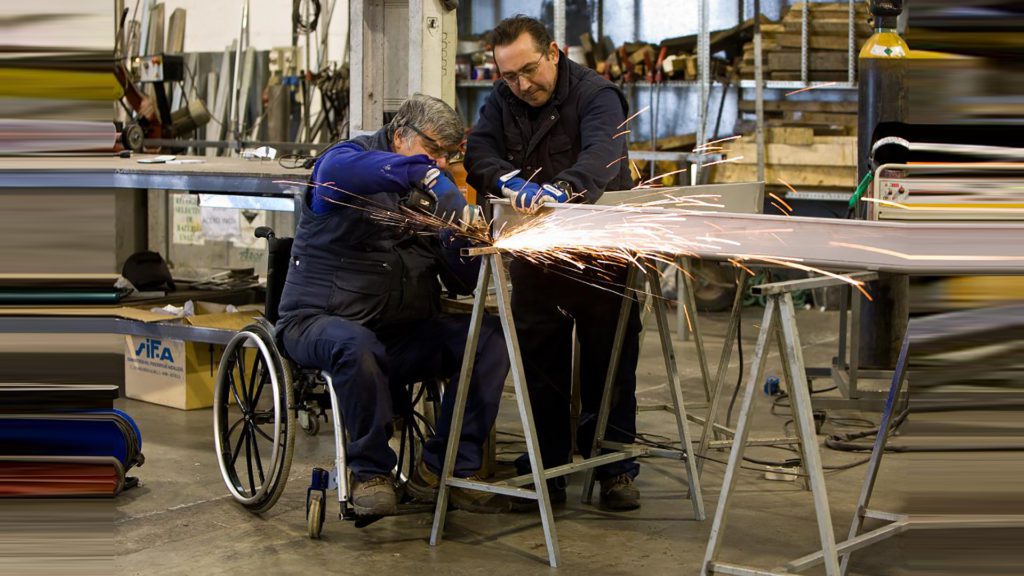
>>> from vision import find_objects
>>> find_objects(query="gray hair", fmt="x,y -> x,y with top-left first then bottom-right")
389,93 -> 463,150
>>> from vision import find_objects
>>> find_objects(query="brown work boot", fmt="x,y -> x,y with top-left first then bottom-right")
351,474 -> 398,516
406,459 -> 439,504
450,475 -> 512,514
599,473 -> 640,511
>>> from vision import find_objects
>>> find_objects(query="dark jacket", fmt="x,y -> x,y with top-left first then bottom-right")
277,128 -> 477,330
465,53 -> 633,204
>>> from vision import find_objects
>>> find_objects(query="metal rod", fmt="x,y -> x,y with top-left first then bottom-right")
700,298 -> 778,576
429,255 -> 492,547
647,265 -> 705,519
800,0 -> 809,84
752,272 -> 878,296
839,333 -> 911,575
682,258 -> 713,402
492,254 -> 560,567
778,294 -> 841,575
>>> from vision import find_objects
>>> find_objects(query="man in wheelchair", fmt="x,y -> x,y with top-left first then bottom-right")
276,94 -> 512,516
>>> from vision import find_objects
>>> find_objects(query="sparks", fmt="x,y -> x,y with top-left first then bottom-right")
785,82 -> 838,96
617,105 -> 650,130
606,155 -> 629,169
612,130 -> 631,140
768,192 -> 794,213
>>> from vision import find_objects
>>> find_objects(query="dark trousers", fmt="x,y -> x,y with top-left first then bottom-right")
510,260 -> 641,481
277,312 -> 509,479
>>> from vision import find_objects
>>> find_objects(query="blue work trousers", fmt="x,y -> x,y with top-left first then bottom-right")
510,260 -> 642,482
278,313 -> 508,480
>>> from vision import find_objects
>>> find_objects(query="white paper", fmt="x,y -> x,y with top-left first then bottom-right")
201,206 -> 241,241
172,193 -> 205,245
234,209 -> 268,247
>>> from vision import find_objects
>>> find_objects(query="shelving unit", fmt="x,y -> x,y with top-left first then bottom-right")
454,0 -> 862,196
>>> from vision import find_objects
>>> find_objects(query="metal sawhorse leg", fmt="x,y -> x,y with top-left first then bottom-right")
701,276 -> 859,576
429,251 -> 705,567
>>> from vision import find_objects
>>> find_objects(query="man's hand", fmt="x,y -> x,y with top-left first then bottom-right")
419,167 -> 468,224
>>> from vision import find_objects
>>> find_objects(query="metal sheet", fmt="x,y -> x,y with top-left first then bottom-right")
0,155 -> 309,196
491,200 -> 1024,275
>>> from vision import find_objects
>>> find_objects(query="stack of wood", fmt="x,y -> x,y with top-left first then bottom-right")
739,2 -> 872,82
710,127 -> 858,188
739,98 -> 859,135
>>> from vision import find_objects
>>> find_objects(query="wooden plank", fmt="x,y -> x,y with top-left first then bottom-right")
711,162 -> 858,187
777,33 -> 865,51
768,126 -> 815,146
724,139 -> 857,166
783,19 -> 872,36
740,100 -> 858,114
766,119 -> 853,136
768,51 -> 851,71
783,110 -> 858,125
630,133 -> 698,152
789,2 -> 870,11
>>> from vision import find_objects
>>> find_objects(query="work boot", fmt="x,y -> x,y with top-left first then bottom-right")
408,460 -> 510,513
351,474 -> 398,516
406,459 -> 439,504
599,473 -> 640,511
449,475 -> 512,514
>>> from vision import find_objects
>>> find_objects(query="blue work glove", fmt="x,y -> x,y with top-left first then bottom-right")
419,167 -> 475,228
497,170 -> 571,212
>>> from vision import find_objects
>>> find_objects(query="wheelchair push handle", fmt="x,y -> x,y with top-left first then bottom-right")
254,226 -> 275,240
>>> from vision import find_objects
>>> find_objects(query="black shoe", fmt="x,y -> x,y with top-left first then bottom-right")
599,473 -> 640,511
351,474 -> 398,516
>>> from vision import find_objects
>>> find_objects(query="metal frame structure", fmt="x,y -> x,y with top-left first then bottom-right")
701,274 -> 859,576
429,250 -> 707,567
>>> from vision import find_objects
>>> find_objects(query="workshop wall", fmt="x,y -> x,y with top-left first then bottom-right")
156,0 -> 349,65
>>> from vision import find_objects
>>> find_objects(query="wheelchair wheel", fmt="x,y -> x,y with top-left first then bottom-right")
213,321 -> 295,514
299,409 -> 321,436
307,491 -> 325,539
391,380 -> 440,486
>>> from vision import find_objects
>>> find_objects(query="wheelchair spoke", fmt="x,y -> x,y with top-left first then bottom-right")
251,417 -> 276,443
230,421 -> 250,468
412,410 -> 436,437
244,420 -> 256,496
227,365 -> 248,414
248,353 -> 263,406
237,349 -> 252,409
251,364 -> 269,411
249,422 -> 266,485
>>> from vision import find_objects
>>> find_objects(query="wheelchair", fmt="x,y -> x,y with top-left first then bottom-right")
212,226 -> 440,537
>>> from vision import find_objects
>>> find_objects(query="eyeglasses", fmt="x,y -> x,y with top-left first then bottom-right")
499,52 -> 547,85
406,123 -> 463,163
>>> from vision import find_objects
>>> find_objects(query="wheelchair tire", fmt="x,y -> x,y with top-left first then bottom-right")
307,491 -> 325,539
213,321 -> 295,514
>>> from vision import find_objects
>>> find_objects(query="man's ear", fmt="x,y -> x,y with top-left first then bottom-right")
392,131 -> 404,154
548,41 -> 559,59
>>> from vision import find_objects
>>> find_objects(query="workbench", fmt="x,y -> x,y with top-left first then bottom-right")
0,154 -> 310,277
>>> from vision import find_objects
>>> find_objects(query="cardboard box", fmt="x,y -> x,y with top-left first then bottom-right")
124,302 -> 261,410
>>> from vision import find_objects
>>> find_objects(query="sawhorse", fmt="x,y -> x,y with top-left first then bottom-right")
430,250 -> 706,567
701,272 -> 877,576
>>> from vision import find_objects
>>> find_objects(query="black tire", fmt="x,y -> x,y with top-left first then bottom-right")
692,260 -> 738,313
213,322 -> 295,514
300,410 -> 321,436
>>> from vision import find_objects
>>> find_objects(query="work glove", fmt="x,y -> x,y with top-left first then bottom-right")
417,166 -> 468,224
497,170 -> 571,212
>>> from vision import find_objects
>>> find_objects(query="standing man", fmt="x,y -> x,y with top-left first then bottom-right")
465,15 -> 642,510
277,94 -> 511,516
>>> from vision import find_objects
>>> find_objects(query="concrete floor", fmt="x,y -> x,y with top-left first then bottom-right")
8,308 -> 1017,574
